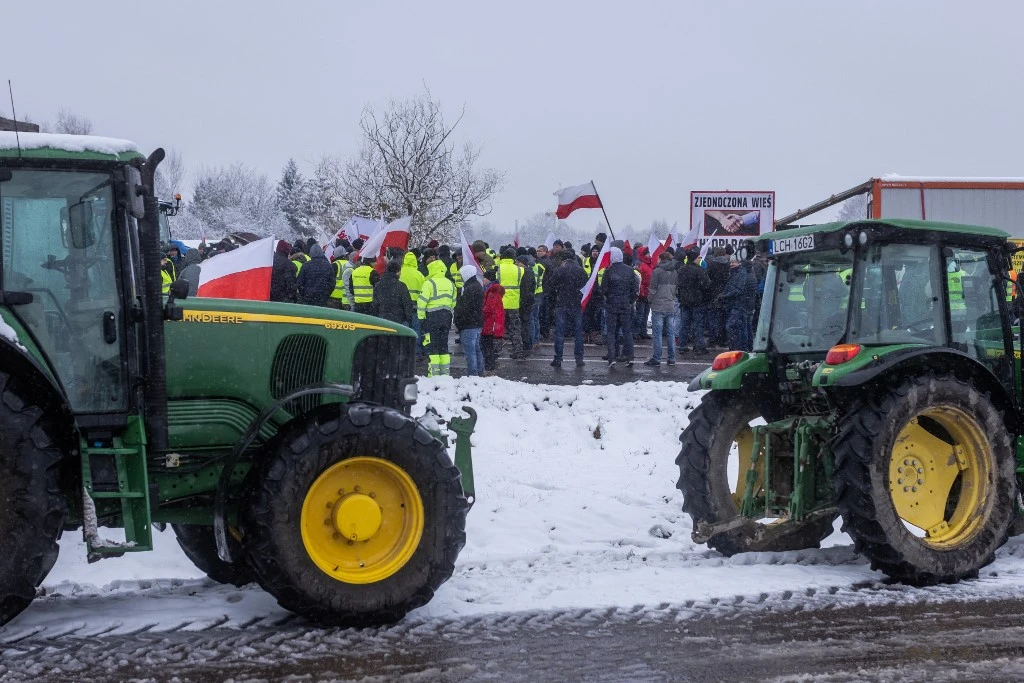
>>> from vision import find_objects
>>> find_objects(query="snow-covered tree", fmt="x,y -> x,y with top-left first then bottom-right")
836,193 -> 869,222
307,155 -> 346,239
276,159 -> 313,237
190,164 -> 290,238
340,89 -> 505,245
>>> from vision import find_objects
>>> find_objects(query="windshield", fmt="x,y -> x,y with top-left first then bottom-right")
849,243 -> 946,346
0,169 -> 125,412
768,249 -> 853,353
158,207 -> 172,244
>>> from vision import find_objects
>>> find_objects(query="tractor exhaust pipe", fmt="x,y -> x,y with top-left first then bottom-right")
138,148 -> 169,450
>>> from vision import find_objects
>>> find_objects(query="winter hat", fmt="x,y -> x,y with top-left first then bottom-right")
292,238 -> 306,254
459,264 -> 478,282
275,240 -> 292,256
609,246 -> 623,264
428,239 -> 440,249
595,232 -> 607,244
352,238 -> 365,251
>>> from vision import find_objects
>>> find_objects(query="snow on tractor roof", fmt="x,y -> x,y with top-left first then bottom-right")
0,132 -> 142,162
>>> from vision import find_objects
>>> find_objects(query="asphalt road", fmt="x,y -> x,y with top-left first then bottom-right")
433,332 -> 715,385
8,594 -> 1024,681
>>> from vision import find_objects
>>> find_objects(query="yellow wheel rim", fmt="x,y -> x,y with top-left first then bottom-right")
731,425 -> 763,510
889,406 -> 990,548
300,457 -> 424,584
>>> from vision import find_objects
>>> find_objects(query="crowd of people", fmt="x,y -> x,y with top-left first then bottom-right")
159,231 -> 768,377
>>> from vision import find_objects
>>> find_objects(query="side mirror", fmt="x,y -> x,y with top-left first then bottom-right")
126,166 -> 145,219
0,169 -> 12,182
67,201 -> 96,249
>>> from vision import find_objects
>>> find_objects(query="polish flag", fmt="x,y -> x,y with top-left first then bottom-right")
197,236 -> 274,300
339,215 -> 380,242
359,215 -> 412,260
579,240 -> 612,310
459,228 -> 484,283
554,182 -> 602,220
649,230 -> 672,262
680,220 -> 702,249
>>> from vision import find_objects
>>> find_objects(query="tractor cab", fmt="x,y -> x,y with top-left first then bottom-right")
701,219 -> 1017,411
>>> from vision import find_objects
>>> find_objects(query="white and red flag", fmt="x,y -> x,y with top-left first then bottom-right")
680,219 -> 701,250
339,215 -> 379,242
459,228 -> 484,283
197,236 -> 275,300
544,231 -> 556,251
359,215 -> 411,259
579,240 -> 612,310
554,182 -> 602,220
648,230 -> 672,263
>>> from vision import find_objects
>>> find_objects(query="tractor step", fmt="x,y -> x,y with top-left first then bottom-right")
80,420 -> 153,557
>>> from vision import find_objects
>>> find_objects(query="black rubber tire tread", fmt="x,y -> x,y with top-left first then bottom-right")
832,372 -> 1016,585
677,392 -> 836,556
241,403 -> 469,627
0,371 -> 68,626
171,523 -> 254,587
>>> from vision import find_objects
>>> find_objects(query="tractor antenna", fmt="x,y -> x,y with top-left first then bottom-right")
7,80 -> 22,158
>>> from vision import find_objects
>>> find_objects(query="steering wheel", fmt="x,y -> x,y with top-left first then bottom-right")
902,316 -> 935,334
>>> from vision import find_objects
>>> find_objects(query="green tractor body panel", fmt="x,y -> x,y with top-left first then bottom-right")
811,344 -> 925,387
0,135 -> 144,164
164,297 -> 413,453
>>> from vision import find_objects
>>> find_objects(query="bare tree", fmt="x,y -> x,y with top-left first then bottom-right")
52,107 -> 93,135
155,149 -> 186,201
341,89 -> 505,245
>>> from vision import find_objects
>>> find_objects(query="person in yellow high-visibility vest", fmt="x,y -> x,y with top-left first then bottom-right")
418,259 -> 456,376
498,247 -> 525,359
350,258 -> 379,314
400,250 -> 426,350
328,249 -> 350,310
947,263 -> 965,313
449,253 -> 464,294
530,256 -> 546,349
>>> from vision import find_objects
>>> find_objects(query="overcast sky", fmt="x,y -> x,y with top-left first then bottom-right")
3,0 -> 1021,239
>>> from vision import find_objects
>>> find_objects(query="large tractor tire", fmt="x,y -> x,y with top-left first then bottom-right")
0,372 -> 68,626
242,403 -> 469,627
677,392 -> 836,556
172,523 -> 253,587
832,373 -> 1016,585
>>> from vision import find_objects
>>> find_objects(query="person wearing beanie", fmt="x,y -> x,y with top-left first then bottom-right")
448,251 -> 465,294
600,246 -> 638,366
327,244 -> 351,309
515,253 -> 536,356
291,237 -> 312,275
271,239 -> 298,303
497,247 -> 526,360
595,232 -> 607,250
677,247 -> 712,354
427,239 -> 440,249
453,264 -> 485,376
371,258 -> 414,324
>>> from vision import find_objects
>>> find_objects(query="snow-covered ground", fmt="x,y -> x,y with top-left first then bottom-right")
8,377 -> 1024,637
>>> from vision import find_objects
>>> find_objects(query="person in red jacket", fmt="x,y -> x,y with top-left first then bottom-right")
481,270 -> 506,376
635,246 -> 653,340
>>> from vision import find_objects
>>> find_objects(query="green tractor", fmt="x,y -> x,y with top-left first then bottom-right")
0,132 -> 476,627
679,219 -> 1024,584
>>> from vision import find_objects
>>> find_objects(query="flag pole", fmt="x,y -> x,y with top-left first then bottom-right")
590,180 -> 616,241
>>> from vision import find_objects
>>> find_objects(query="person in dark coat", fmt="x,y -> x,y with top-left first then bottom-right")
176,248 -> 203,297
371,258 -> 414,324
705,247 -> 731,346
720,256 -> 750,351
545,251 -> 589,367
454,265 -> 485,376
296,243 -> 335,307
677,248 -> 712,353
270,239 -> 298,303
516,253 -> 536,356
599,246 -> 638,365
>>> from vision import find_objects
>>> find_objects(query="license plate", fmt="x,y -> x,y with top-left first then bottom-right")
770,234 -> 815,255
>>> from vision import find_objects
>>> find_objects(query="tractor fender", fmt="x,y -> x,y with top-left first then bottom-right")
829,347 -> 1017,427
0,336 -> 72,431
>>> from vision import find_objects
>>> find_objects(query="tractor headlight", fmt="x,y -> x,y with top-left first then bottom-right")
858,230 -> 869,246
402,380 -> 418,403
843,233 -> 854,249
